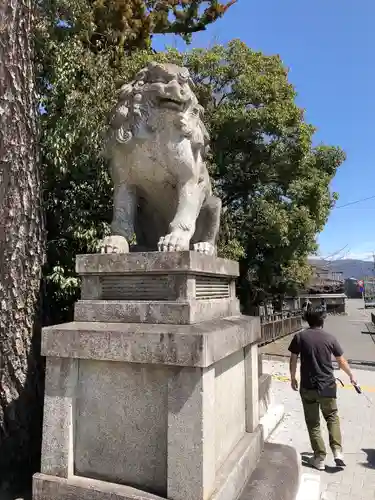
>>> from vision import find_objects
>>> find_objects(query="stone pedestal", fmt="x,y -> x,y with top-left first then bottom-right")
33,252 -> 263,500
258,354 -> 285,441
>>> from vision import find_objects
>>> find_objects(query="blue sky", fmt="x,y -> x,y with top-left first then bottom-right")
153,0 -> 375,261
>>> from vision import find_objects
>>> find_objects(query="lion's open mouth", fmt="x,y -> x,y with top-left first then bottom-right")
158,97 -> 184,111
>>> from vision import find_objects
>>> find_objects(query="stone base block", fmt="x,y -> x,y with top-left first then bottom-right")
33,474 -> 165,500
38,316 -> 262,500
75,251 -> 240,325
74,298 -> 240,325
211,429 -> 262,500
33,429 -> 262,500
41,316 -> 260,367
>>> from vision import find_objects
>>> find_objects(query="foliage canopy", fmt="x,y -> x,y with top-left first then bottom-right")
39,0 -> 236,53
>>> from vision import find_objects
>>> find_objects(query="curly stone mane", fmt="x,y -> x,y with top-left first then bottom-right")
104,62 -> 209,157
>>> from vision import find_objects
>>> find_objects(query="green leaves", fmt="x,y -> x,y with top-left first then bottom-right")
176,40 -> 345,303
38,1 -> 235,53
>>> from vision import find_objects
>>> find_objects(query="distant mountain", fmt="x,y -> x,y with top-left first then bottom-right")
308,259 -> 375,280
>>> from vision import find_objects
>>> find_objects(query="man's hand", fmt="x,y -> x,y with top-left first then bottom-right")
336,355 -> 356,386
289,353 -> 298,391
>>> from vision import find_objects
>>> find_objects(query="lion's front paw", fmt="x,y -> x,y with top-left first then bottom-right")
99,235 -> 130,254
158,232 -> 190,252
193,242 -> 215,256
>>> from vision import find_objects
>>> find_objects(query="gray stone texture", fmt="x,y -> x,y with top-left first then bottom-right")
41,316 -> 261,367
33,474 -> 167,500
75,360 -> 171,496
75,252 -> 241,327
215,350 -> 246,470
211,429 -> 263,500
74,298 -> 240,325
245,343 -> 259,433
84,274 -> 232,302
167,365 -> 216,500
82,274 -> 196,302
76,252 -> 239,277
40,357 -> 77,478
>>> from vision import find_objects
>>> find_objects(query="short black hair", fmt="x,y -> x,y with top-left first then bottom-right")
304,308 -> 325,328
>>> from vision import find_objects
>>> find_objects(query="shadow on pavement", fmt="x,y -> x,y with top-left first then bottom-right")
361,448 -> 375,469
301,453 -> 343,474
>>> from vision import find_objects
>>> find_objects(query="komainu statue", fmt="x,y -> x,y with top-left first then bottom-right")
100,62 -> 221,256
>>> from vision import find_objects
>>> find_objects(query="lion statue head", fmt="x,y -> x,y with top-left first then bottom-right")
104,62 -> 209,157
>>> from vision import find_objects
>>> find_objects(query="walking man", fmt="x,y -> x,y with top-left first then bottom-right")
288,308 -> 355,470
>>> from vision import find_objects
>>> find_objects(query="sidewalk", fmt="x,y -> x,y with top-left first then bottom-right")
264,359 -> 375,500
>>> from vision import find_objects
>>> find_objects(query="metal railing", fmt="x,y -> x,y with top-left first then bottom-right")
259,311 -> 303,346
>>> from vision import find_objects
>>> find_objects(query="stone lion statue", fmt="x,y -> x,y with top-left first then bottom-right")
100,62 -> 221,256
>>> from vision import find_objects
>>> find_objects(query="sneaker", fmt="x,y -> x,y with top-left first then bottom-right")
333,450 -> 346,467
308,456 -> 326,471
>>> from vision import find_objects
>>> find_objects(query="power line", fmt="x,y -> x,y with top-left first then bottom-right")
335,194 -> 375,209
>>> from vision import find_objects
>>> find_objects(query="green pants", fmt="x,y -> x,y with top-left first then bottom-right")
300,389 -> 342,459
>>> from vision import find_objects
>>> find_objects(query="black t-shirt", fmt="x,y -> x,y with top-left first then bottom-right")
288,328 -> 344,397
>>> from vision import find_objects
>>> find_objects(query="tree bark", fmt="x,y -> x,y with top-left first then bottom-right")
0,0 -> 45,485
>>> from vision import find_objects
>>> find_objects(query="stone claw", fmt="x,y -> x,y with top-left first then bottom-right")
158,232 -> 190,252
193,242 -> 215,256
98,235 -> 130,254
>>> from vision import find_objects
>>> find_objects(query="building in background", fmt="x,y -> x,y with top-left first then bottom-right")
345,278 -> 363,299
286,262 -> 346,314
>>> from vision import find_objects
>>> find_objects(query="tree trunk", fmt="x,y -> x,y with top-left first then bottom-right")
0,0 -> 45,487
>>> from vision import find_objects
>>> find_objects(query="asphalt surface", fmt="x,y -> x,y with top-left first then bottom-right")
261,299 -> 375,366
328,299 -> 375,364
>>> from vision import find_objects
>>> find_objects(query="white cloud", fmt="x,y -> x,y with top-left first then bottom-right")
315,243 -> 375,262
343,251 -> 374,262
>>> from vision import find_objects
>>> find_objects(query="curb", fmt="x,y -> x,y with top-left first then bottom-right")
295,473 -> 321,500
259,404 -> 285,442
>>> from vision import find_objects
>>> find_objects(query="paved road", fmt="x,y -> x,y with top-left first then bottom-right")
265,359 -> 375,499
326,299 -> 375,364
261,299 -> 375,365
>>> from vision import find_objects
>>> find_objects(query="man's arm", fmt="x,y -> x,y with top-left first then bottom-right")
288,334 -> 300,391
289,353 -> 299,391
336,355 -> 355,384
332,338 -> 356,384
